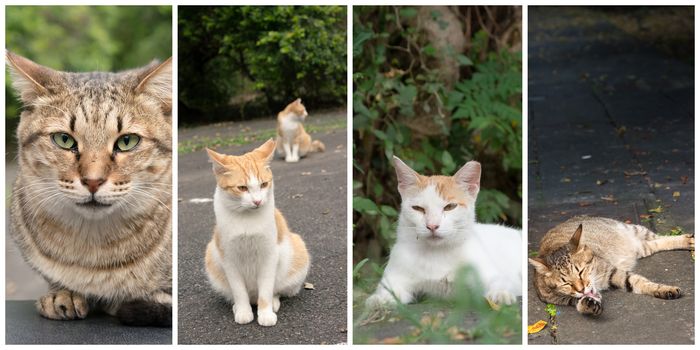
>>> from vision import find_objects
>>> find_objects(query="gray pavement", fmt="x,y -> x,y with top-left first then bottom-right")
6,301 -> 171,344
528,7 -> 694,344
177,108 -> 347,344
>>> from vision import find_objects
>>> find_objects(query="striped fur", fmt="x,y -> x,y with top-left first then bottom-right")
529,216 -> 693,316
7,52 -> 172,326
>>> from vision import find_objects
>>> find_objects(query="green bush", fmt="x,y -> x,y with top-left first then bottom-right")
353,6 -> 522,261
178,6 -> 347,121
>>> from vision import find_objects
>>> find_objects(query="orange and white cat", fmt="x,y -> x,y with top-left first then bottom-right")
275,98 -> 325,162
204,139 -> 310,326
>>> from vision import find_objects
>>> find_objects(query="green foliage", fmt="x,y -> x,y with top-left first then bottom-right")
353,6 -> 522,260
178,6 -> 347,121
5,6 -> 172,120
545,304 -> 557,317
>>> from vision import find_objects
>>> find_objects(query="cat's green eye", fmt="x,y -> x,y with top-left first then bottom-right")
238,186 -> 248,192
412,205 -> 425,213
115,134 -> 141,152
444,203 -> 457,211
51,133 -> 77,150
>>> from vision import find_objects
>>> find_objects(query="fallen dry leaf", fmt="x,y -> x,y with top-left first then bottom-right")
486,298 -> 501,310
648,205 -> 664,213
560,177 -> 572,183
301,172 -> 312,176
379,337 -> 402,344
600,195 -> 615,202
578,201 -> 592,207
681,176 -> 689,184
304,282 -> 315,290
624,170 -> 647,176
528,320 -> 547,334
673,191 -> 680,201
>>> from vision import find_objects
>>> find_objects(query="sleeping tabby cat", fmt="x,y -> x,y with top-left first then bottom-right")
529,216 -> 694,316
7,51 -> 172,326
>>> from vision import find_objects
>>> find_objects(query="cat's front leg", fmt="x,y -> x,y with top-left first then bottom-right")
222,266 -> 254,324
256,253 -> 280,326
290,143 -> 300,162
36,288 -> 89,320
576,296 -> 603,316
366,278 -> 413,309
283,143 -> 294,162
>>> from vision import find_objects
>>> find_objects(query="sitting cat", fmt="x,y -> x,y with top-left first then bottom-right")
366,156 -> 522,308
275,98 -> 325,162
204,139 -> 310,326
529,216 -> 694,316
7,51 -> 172,326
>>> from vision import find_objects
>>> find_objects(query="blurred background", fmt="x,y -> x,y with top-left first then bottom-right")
178,6 -> 347,126
5,5 -> 172,301
352,6 -> 522,344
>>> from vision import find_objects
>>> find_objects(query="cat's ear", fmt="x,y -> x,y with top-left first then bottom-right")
6,51 -> 61,103
568,224 -> 584,252
295,98 -> 302,104
252,139 -> 276,164
393,156 -> 421,193
135,57 -> 172,115
205,148 -> 228,175
453,161 -> 481,197
528,257 -> 551,276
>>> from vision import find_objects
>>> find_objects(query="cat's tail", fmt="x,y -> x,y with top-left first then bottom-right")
311,139 -> 325,152
116,299 -> 172,327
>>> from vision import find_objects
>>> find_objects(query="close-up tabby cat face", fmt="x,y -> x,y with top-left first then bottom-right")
393,156 -> 481,244
7,52 -> 172,221
529,225 -> 597,300
206,139 -> 276,211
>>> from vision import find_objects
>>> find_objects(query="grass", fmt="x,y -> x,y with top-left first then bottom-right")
178,120 -> 346,154
353,259 -> 521,344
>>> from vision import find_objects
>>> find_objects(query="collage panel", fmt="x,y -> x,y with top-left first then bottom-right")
176,5 -> 348,345
527,6 -> 694,345
5,5 -> 173,344
352,6 -> 523,344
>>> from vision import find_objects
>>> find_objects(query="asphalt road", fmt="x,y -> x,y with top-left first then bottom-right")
528,7 -> 694,344
177,109 -> 347,344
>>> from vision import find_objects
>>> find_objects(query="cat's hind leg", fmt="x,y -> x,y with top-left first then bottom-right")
275,135 -> 285,157
609,268 -> 681,299
205,241 -> 232,300
37,288 -> 89,320
639,234 -> 694,257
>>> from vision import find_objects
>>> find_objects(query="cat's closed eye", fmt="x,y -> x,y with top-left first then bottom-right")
444,203 -> 457,211
261,182 -> 269,188
237,186 -> 248,192
411,205 -> 425,213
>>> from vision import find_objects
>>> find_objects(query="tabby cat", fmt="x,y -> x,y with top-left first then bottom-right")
366,156 -> 522,308
275,98 -> 325,162
7,51 -> 172,326
529,216 -> 694,316
204,139 -> 310,326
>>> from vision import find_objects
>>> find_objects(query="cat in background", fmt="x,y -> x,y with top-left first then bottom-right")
7,51 -> 172,326
204,139 -> 310,326
529,216 -> 694,316
366,156 -> 522,308
276,98 -> 325,162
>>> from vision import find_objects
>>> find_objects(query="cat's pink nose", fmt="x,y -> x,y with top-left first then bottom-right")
253,200 -> 262,207
81,178 -> 105,194
426,224 -> 440,233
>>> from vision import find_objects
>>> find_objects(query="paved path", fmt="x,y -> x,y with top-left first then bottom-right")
6,301 -> 171,344
528,7 -> 694,344
177,108 -> 347,344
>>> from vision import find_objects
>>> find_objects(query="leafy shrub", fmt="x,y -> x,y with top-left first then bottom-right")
178,6 -> 347,121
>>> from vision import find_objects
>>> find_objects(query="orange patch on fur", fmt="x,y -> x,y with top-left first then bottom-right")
257,298 -> 269,309
288,233 -> 309,277
205,241 -> 227,286
213,227 -> 224,255
274,209 -> 289,243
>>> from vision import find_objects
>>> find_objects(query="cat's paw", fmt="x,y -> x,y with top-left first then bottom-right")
576,296 -> 603,316
686,234 -> 694,249
365,293 -> 397,310
233,304 -> 254,324
485,290 -> 517,305
36,290 -> 89,320
653,285 -> 682,300
272,296 -> 281,313
257,310 -> 277,327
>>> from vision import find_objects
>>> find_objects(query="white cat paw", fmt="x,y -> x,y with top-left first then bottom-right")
233,305 -> 254,324
365,293 -> 397,310
257,310 -> 277,327
486,290 -> 517,305
272,296 -> 281,313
